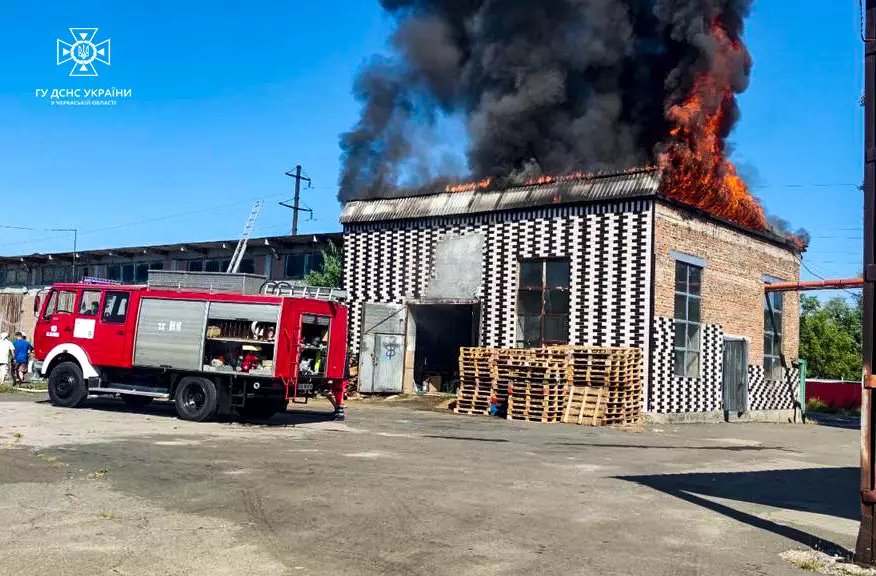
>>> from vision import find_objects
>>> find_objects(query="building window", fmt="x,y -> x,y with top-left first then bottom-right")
284,253 -> 324,280
121,264 -> 135,284
674,261 -> 702,378
1,268 -> 28,286
189,259 -> 232,273
764,292 -> 783,381
107,265 -> 121,281
135,263 -> 150,283
516,259 -> 570,348
238,258 -> 255,274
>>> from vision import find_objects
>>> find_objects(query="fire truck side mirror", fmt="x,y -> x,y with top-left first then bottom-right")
33,294 -> 41,316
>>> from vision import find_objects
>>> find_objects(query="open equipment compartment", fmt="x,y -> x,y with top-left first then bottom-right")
202,301 -> 280,377
299,313 -> 331,377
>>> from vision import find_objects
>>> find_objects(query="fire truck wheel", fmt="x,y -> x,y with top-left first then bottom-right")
121,395 -> 154,409
47,362 -> 87,408
175,377 -> 218,422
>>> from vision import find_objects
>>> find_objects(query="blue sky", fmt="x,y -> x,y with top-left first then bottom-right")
0,1 -> 866,290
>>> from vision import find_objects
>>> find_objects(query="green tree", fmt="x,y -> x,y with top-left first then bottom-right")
304,241 -> 342,288
799,295 -> 862,381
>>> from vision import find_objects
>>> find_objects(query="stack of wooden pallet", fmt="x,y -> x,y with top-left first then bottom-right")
455,345 -> 643,428
455,348 -> 498,416
496,349 -> 568,423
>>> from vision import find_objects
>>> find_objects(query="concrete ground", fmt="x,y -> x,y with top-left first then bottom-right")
0,393 -> 861,576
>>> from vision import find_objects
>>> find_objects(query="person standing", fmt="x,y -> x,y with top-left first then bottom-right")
12,332 -> 32,384
0,333 -> 14,384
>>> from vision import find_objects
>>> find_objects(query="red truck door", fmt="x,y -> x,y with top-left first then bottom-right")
33,287 -> 79,353
73,289 -> 134,368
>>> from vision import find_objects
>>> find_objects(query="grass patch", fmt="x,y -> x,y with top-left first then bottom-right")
98,511 -> 116,520
807,398 -> 861,417
0,381 -> 48,393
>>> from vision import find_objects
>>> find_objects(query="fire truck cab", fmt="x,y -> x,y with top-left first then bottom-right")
32,279 -> 348,422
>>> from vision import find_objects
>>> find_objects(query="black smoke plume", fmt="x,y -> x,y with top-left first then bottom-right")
338,0 -> 753,203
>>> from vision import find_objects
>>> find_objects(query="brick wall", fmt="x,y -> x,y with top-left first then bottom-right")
654,202 -> 800,364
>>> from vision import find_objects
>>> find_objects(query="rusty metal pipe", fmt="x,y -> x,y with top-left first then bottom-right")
764,279 -> 864,292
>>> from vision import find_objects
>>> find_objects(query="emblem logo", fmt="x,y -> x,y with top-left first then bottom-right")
57,28 -> 110,77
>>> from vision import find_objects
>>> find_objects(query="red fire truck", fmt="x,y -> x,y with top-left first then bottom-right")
31,276 -> 348,422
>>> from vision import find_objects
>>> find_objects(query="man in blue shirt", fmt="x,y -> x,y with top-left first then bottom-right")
12,332 -> 32,384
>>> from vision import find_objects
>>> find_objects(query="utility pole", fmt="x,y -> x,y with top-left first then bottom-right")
49,228 -> 78,281
856,0 -> 876,565
281,165 -> 312,236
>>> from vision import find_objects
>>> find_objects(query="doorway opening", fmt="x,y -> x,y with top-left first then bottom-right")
409,303 -> 479,394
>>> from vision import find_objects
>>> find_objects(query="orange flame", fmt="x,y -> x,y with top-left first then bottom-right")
445,177 -> 492,193
659,22 -> 767,232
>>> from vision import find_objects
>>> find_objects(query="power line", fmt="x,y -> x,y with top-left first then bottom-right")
0,191 -> 289,251
0,224 -> 38,231
799,258 -> 861,297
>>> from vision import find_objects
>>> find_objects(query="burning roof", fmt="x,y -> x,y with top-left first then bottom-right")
338,0 -> 778,243
340,167 -> 805,252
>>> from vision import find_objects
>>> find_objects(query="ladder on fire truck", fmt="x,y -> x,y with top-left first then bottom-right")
259,281 -> 348,301
226,201 -> 263,274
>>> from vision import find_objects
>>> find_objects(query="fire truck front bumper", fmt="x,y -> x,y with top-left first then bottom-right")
33,361 -> 44,375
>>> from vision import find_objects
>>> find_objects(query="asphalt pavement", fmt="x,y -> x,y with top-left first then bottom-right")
0,393 -> 861,575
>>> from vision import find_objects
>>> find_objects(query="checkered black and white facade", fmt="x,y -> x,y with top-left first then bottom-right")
343,201 -> 653,365
650,316 -> 724,413
749,364 -> 800,411
342,177 -> 799,415
650,315 -> 800,414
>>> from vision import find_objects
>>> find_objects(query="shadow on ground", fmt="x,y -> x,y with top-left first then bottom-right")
807,412 -> 861,430
40,397 -> 339,426
620,466 -> 859,556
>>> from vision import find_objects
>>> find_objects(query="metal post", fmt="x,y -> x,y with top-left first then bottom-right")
292,165 -> 302,237
73,228 -> 78,281
856,0 -> 876,564
282,165 -> 312,236
799,358 -> 807,419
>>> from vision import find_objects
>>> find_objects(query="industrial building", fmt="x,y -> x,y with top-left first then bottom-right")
0,232 -> 341,339
341,168 -> 802,418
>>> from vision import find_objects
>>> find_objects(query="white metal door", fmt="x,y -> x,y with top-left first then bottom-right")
372,334 -> 404,393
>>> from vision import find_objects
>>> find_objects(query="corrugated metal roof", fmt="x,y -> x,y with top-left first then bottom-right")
340,169 -> 661,224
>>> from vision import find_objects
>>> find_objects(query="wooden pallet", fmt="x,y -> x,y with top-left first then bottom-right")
506,382 -> 568,423
562,386 -> 607,426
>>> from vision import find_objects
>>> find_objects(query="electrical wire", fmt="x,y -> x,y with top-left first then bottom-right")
0,224 -> 38,231
0,191 -> 290,251
798,257 -> 862,298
